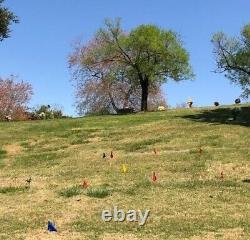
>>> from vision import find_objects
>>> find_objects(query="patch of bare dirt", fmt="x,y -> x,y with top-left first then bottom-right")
3,144 -> 23,156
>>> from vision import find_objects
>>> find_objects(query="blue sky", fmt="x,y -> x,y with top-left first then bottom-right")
1,0 -> 249,115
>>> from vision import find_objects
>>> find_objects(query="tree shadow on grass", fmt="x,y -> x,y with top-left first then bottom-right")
181,105 -> 250,127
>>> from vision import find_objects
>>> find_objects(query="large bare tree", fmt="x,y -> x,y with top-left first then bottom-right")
72,74 -> 167,115
69,37 -> 167,115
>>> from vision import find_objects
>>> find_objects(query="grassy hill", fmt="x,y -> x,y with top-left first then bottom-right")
0,105 -> 249,240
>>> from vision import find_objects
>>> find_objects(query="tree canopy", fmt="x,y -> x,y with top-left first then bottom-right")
0,0 -> 18,41
69,19 -> 193,112
0,76 -> 33,120
212,24 -> 250,97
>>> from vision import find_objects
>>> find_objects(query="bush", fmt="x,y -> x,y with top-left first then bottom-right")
29,105 -> 65,120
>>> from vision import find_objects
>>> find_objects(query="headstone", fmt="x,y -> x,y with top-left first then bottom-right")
214,102 -> 219,107
235,98 -> 241,104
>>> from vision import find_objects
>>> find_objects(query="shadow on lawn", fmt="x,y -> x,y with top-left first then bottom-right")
181,105 -> 250,127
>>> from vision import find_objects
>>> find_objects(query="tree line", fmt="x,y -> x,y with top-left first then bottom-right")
0,1 -> 249,119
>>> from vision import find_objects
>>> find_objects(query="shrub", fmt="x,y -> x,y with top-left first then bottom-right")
29,104 -> 65,120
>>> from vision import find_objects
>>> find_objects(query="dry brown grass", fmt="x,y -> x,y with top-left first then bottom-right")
0,106 -> 249,239
3,143 -> 23,156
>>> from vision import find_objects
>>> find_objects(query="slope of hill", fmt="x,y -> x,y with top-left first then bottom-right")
0,105 -> 249,240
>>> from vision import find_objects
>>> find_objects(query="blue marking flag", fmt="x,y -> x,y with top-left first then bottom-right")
48,220 -> 57,232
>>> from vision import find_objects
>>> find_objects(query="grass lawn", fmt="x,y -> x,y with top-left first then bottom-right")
0,105 -> 249,240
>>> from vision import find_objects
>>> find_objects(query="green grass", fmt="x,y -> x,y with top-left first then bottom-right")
86,187 -> 111,198
0,104 -> 249,239
0,149 -> 7,157
59,185 -> 111,198
0,186 -> 28,194
59,185 -> 83,198
122,138 -> 163,152
0,149 -> 6,168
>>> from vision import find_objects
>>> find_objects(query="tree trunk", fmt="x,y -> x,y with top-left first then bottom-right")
140,77 -> 149,111
108,90 -> 119,113
106,82 -> 119,113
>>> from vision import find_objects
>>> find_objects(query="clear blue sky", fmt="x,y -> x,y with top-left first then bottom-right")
1,0 -> 249,115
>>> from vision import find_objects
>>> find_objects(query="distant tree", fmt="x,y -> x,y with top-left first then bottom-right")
0,76 -> 33,120
69,19 -> 193,112
212,24 -> 250,97
0,0 -> 19,41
